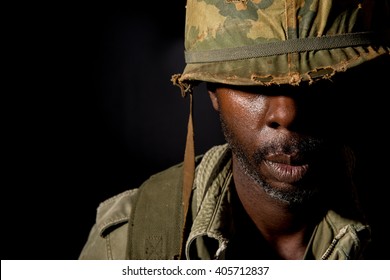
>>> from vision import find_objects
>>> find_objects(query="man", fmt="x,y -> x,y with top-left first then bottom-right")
79,0 -> 389,259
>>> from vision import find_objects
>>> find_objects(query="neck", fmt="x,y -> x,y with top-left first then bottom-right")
232,157 -> 322,259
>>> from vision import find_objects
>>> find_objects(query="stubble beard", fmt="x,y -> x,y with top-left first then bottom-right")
219,116 -> 326,207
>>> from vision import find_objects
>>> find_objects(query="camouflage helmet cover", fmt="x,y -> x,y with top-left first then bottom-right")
174,0 -> 390,88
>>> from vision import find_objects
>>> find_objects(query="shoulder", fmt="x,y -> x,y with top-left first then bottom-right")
94,189 -> 139,237
312,210 -> 371,260
79,161 -> 190,259
97,162 -> 188,236
79,189 -> 139,259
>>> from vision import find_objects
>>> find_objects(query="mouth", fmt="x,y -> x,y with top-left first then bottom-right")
263,154 -> 309,183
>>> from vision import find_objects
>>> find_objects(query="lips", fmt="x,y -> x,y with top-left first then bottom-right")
263,154 -> 309,183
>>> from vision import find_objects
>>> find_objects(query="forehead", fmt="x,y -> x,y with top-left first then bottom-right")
212,79 -> 341,98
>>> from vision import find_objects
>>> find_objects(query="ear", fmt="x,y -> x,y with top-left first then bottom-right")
208,89 -> 219,111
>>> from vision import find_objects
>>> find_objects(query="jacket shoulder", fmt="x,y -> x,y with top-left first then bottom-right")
96,189 -> 139,236
312,210 -> 371,260
79,162 -> 187,259
79,189 -> 139,259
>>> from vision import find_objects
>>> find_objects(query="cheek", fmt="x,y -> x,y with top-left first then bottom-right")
218,94 -> 268,134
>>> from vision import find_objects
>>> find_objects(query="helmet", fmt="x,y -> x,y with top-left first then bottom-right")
173,0 -> 389,90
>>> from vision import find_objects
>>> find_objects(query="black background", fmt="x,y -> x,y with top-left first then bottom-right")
3,2 -> 389,260
4,2 -> 224,260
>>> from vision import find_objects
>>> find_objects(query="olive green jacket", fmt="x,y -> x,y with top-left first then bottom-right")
79,144 -> 371,260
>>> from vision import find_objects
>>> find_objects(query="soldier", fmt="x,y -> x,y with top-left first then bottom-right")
79,0 -> 389,259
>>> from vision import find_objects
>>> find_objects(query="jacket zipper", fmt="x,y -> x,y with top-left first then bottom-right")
320,225 -> 348,260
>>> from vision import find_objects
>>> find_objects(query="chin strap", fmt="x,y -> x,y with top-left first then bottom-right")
171,74 -> 196,259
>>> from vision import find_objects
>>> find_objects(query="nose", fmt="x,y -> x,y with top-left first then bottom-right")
265,96 -> 299,130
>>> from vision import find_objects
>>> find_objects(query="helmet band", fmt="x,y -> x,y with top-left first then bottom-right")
185,31 -> 390,63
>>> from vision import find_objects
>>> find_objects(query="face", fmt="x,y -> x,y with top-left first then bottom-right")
208,82 -> 351,207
